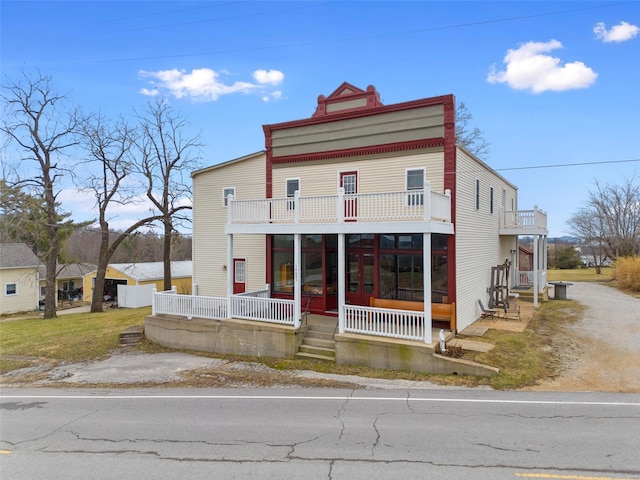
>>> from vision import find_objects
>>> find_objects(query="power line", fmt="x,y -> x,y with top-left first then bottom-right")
19,2 -> 627,67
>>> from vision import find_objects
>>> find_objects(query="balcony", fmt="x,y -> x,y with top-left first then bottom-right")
500,207 -> 548,235
226,186 -> 453,235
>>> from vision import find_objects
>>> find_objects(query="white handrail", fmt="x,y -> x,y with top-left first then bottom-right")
344,305 -> 425,342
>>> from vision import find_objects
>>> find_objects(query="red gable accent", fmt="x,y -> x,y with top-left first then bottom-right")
312,82 -> 383,118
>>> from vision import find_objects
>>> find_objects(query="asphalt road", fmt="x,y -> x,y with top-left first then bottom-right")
1,388 -> 639,480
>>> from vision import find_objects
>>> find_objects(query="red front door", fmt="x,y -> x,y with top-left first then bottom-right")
340,171 -> 358,220
233,259 -> 246,294
345,252 -> 374,306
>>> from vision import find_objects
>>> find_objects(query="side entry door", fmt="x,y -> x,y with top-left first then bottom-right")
233,258 -> 246,294
340,171 -> 358,221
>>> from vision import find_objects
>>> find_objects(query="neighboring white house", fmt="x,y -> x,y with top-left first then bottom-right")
0,243 -> 40,315
146,83 -> 548,374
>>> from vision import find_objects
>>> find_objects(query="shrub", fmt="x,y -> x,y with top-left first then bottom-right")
612,256 -> 640,292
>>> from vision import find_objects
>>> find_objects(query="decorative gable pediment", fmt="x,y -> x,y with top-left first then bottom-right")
312,82 -> 383,118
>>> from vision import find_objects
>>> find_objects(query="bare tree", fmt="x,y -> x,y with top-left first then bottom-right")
455,101 -> 490,159
569,176 -> 640,261
566,208 -> 606,274
80,115 -> 161,312
135,98 -> 202,290
1,72 -> 85,318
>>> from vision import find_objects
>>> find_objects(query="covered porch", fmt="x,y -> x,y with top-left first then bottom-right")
225,185 -> 454,345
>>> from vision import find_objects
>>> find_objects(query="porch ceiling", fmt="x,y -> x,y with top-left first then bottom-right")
226,220 -> 454,236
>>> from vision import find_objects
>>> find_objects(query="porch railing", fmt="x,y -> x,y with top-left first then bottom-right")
517,270 -> 547,291
153,289 -> 228,320
344,305 -> 426,342
502,207 -> 547,230
228,185 -> 451,225
152,287 -> 295,326
230,295 -> 295,325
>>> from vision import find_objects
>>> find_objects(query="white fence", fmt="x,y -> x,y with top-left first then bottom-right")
228,186 -> 451,225
152,286 -> 294,325
344,305 -> 426,342
117,284 -> 155,308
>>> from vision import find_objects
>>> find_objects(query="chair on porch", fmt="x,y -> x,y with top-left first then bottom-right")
478,300 -> 497,322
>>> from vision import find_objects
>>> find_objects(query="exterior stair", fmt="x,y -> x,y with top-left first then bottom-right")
295,319 -> 336,362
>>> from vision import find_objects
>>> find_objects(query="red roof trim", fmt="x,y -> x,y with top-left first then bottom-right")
264,93 -> 453,134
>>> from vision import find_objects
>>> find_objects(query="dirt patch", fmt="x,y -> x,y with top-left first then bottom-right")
526,282 -> 640,392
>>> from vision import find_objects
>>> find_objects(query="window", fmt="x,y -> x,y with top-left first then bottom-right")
490,187 -> 494,214
475,179 -> 480,210
223,187 -> 235,207
406,168 -> 424,206
234,260 -> 246,283
5,283 -> 17,296
287,178 -> 299,209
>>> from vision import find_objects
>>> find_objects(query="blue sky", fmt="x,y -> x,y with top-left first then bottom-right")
2,1 -> 639,238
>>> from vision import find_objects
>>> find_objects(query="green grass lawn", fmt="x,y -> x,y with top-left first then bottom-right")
0,307 -> 150,374
547,267 -> 613,283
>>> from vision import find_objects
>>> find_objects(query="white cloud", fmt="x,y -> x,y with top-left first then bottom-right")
594,21 -> 639,43
262,90 -> 283,102
253,69 -> 284,86
138,68 -> 284,102
487,40 -> 597,93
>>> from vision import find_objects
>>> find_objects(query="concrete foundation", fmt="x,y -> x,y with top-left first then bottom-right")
145,315 -> 498,377
145,314 -> 304,359
335,333 -> 499,377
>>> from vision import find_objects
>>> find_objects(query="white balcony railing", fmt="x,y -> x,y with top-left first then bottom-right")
228,186 -> 451,226
502,207 -> 547,231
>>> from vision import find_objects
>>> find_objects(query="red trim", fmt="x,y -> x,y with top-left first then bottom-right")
271,138 -> 445,165
264,94 -> 453,133
265,235 -> 272,286
264,125 -> 273,199
443,95 -> 457,307
312,83 -> 384,118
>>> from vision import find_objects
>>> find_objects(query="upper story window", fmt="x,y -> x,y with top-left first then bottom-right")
5,283 -> 17,296
475,179 -> 480,210
490,186 -> 494,214
286,178 -> 299,209
223,187 -> 235,207
406,168 -> 425,206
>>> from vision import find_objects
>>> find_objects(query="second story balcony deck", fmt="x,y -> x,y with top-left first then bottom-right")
500,207 -> 548,235
226,186 -> 453,235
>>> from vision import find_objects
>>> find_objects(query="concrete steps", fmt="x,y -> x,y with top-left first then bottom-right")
295,319 -> 336,362
119,326 -> 144,345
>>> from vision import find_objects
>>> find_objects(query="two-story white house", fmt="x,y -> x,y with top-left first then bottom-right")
146,83 -> 548,375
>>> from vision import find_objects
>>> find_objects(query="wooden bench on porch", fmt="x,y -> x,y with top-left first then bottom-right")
369,298 -> 456,332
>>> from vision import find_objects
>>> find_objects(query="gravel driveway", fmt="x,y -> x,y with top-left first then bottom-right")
529,281 -> 640,392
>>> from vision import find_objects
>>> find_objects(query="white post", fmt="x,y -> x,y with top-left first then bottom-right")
227,234 -> 234,318
294,190 -> 301,224
444,188 -> 452,223
227,194 -> 234,224
533,234 -> 539,308
294,233 -> 302,328
338,233 -> 345,334
424,180 -> 431,221
192,283 -> 198,296
337,187 -> 345,223
423,232 -> 432,344
152,287 -> 157,315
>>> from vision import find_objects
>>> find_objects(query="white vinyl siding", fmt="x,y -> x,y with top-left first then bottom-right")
0,267 -> 38,315
272,151 -> 445,198
455,147 -> 518,331
192,152 -> 267,297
